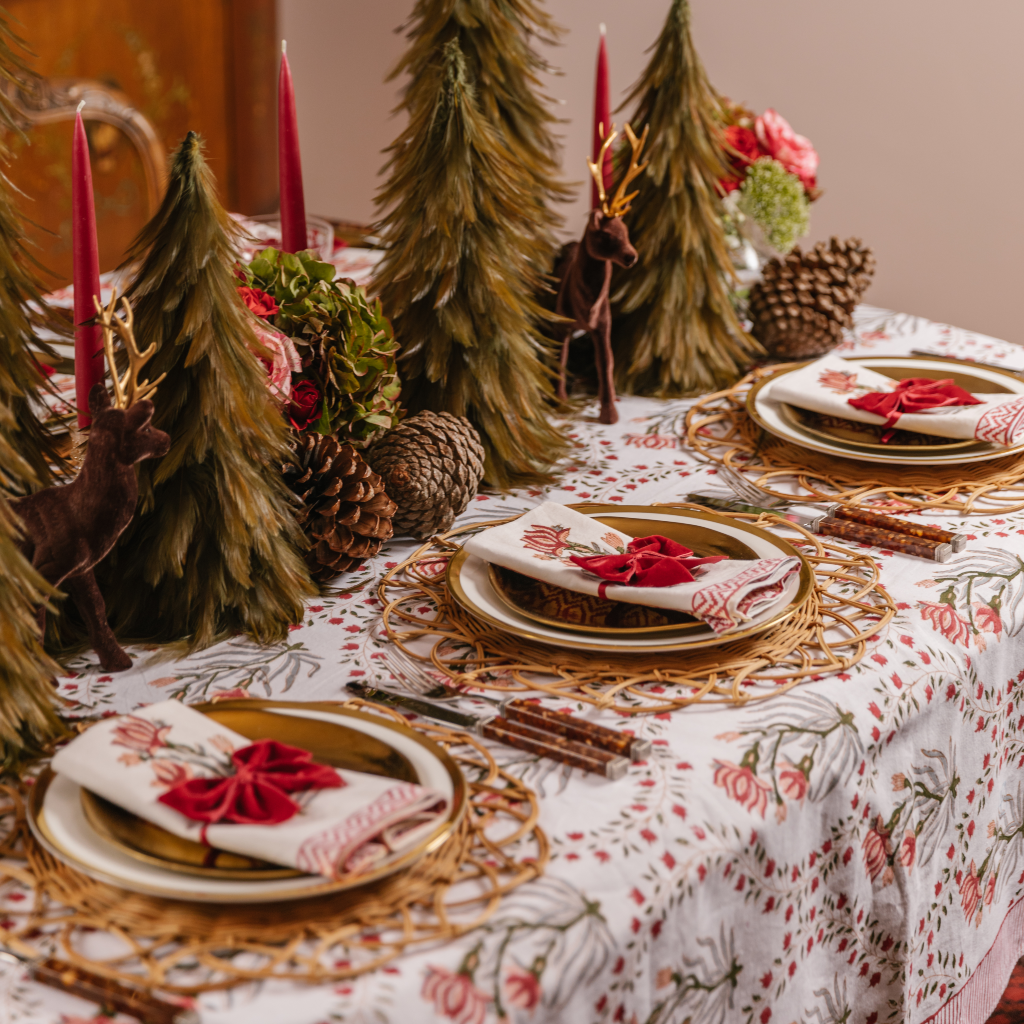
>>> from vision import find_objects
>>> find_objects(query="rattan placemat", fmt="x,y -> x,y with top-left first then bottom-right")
686,366 -> 1024,513
0,701 -> 546,994
379,509 -> 895,715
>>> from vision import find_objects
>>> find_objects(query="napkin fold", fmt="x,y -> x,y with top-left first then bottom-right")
464,503 -> 801,635
51,701 -> 448,879
770,354 -> 1024,445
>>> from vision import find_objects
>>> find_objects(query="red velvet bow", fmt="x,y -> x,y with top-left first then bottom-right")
847,378 -> 981,442
158,739 -> 343,827
569,535 -> 726,588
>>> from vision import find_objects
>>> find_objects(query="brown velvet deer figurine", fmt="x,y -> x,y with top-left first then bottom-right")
12,291 -> 169,672
555,122 -> 648,425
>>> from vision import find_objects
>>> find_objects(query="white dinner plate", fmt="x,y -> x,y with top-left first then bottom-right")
448,508 -> 809,653
748,356 -> 1024,465
31,705 -> 462,904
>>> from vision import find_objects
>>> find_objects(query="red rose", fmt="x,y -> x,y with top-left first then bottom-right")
712,760 -> 772,818
755,109 -> 818,192
720,124 -> 765,192
237,286 -> 280,318
287,380 -> 322,431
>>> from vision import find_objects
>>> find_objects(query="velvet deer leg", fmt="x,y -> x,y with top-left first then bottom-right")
64,570 -> 132,672
556,329 -> 573,403
595,312 -> 618,425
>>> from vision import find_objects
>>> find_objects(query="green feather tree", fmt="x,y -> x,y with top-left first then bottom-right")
91,133 -> 315,649
374,38 -> 567,488
389,0 -> 569,270
611,0 -> 760,397
0,408 -> 65,770
0,14 -> 70,487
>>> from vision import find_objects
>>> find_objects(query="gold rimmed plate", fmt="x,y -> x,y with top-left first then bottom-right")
485,516 -> 760,635
447,505 -> 813,654
747,356 -> 1024,466
28,702 -> 468,904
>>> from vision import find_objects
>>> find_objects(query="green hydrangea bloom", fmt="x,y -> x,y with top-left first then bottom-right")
738,156 -> 810,254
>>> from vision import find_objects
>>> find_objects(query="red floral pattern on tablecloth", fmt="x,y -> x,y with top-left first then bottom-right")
24,303 -> 1024,1024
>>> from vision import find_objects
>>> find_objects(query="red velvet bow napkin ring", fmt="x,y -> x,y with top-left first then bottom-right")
569,534 -> 726,596
158,738 -> 342,842
847,377 -> 981,442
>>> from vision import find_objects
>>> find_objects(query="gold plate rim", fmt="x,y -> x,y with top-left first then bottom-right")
446,505 -> 814,653
746,356 -> 1024,465
27,702 -> 468,904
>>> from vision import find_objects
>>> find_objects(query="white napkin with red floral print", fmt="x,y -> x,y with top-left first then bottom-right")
771,354 -> 1024,445
464,503 -> 801,635
51,701 -> 447,879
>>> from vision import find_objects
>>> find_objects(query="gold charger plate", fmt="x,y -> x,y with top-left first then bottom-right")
747,356 -> 1024,465
448,505 -> 814,653
485,515 -> 760,635
29,701 -> 468,902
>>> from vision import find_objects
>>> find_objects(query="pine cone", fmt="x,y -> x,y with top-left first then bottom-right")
283,435 -> 396,582
365,411 -> 485,540
749,237 -> 876,359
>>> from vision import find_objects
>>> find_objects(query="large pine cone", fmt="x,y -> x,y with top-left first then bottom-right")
364,411 -> 485,540
749,237 -> 876,359
283,435 -> 396,582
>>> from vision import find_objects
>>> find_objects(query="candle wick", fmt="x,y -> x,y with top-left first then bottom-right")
76,99 -> 85,114
281,39 -> 287,55
599,22 -> 606,35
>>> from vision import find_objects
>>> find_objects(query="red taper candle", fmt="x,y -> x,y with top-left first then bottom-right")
278,41 -> 307,254
591,24 -> 612,210
72,103 -> 104,429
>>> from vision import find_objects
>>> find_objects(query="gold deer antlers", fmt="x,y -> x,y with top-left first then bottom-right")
587,121 -> 650,219
94,289 -> 166,409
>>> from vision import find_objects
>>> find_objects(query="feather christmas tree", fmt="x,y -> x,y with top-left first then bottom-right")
84,133 -> 315,649
0,14 -> 70,487
611,0 -> 759,397
0,409 -> 65,770
388,0 -> 569,270
374,37 -> 567,488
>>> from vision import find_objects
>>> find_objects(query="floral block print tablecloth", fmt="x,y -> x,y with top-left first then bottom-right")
7,306 -> 1024,1024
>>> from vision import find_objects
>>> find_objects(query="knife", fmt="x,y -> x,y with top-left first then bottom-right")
346,684 -> 629,780
0,945 -> 198,1024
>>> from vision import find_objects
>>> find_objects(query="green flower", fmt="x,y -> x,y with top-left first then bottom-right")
243,247 -> 401,446
738,156 -> 810,255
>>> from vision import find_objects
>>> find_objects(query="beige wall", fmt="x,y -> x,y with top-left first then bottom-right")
279,0 -> 1022,342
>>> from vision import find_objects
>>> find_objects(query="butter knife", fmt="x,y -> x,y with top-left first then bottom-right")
346,684 -> 628,779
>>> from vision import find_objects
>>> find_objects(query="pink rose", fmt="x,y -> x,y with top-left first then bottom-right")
960,861 -> 982,924
918,602 -> 971,647
111,715 -> 171,755
504,967 -> 541,1010
862,815 -> 893,883
712,760 -> 772,818
522,523 -> 571,557
237,286 -> 280,318
421,966 -> 491,1024
250,319 -> 301,406
899,830 -> 916,871
755,109 -> 818,191
150,759 -> 193,789
777,763 -> 808,802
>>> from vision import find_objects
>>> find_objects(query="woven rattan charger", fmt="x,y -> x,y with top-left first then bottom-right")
379,508 -> 896,715
0,700 -> 546,994
686,365 -> 1024,514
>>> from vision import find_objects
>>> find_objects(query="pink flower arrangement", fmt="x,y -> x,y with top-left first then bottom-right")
721,104 -> 819,198
111,715 -> 171,756
712,760 -> 772,818
918,602 -> 971,647
522,523 -> 572,558
421,966 -> 491,1024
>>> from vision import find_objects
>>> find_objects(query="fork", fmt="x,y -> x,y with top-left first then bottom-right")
717,463 -> 788,507
378,645 -> 507,708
